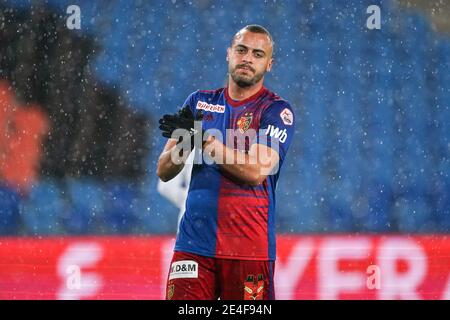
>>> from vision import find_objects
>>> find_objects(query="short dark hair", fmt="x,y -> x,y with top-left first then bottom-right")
232,24 -> 274,48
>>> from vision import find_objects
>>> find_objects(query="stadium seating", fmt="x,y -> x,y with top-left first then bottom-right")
0,184 -> 21,235
1,0 -> 449,235
63,178 -> 104,234
20,180 -> 65,235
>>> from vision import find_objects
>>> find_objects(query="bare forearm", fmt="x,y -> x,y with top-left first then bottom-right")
221,158 -> 263,185
157,141 -> 188,182
204,139 -> 264,185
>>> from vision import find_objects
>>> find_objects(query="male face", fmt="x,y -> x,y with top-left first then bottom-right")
227,30 -> 274,88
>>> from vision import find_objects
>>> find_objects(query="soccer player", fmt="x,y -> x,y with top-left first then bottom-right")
157,25 -> 295,300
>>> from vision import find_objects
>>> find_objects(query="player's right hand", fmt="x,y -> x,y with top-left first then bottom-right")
158,106 -> 206,148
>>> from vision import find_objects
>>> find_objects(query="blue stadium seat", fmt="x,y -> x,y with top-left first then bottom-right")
362,181 -> 392,232
5,0 -> 449,235
394,194 -> 433,232
0,184 -> 21,235
20,180 -> 65,235
63,178 -> 104,234
101,182 -> 139,234
135,177 -> 179,234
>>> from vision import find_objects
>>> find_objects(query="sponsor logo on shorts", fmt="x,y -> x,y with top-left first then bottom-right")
244,274 -> 264,300
169,260 -> 198,280
196,101 -> 225,113
280,108 -> 293,126
167,283 -> 175,300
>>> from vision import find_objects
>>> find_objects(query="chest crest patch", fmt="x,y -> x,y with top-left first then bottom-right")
236,112 -> 253,133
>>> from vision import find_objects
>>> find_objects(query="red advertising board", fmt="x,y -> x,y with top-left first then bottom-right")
0,235 -> 449,299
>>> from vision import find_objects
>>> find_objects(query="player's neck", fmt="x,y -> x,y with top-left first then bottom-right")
227,78 -> 264,101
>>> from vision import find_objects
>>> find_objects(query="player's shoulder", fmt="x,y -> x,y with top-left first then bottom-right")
262,89 -> 295,124
198,88 -> 224,95
263,88 -> 293,109
184,88 -> 224,109
191,88 -> 225,100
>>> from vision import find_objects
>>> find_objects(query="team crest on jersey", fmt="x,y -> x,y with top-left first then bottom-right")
243,274 -> 264,300
237,112 -> 253,133
280,108 -> 293,126
167,284 -> 175,300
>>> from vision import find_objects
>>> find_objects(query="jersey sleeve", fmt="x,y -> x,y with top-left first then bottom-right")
180,90 -> 200,118
254,101 -> 295,161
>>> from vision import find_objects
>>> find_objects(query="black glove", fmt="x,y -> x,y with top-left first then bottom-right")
159,105 -> 205,150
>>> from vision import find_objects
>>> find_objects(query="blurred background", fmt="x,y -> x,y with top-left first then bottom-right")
0,0 -> 449,300
1,0 -> 448,236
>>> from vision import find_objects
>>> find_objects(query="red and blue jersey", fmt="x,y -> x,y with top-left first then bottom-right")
174,86 -> 295,261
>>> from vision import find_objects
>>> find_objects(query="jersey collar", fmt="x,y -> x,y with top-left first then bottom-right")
224,85 -> 267,107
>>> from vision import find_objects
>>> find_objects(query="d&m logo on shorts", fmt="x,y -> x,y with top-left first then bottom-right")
169,260 -> 198,280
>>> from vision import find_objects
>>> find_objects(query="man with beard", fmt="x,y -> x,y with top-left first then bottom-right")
157,25 -> 295,300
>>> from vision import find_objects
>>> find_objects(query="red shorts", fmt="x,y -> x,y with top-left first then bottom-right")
166,251 -> 275,300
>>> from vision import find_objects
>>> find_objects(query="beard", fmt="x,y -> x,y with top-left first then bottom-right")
229,64 -> 265,88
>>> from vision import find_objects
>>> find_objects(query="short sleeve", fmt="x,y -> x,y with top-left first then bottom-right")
254,101 -> 295,161
180,90 -> 200,117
